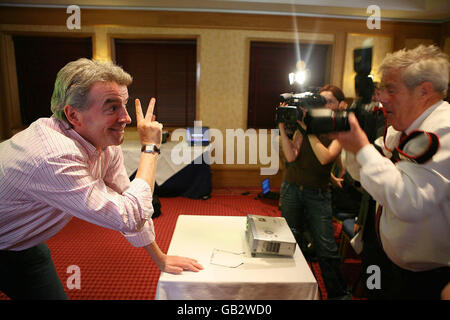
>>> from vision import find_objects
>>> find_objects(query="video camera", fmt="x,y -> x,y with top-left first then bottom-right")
276,47 -> 385,142
276,91 -> 326,137
276,90 -> 352,137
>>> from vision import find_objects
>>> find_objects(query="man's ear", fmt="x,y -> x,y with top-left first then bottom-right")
419,81 -> 434,98
64,105 -> 82,128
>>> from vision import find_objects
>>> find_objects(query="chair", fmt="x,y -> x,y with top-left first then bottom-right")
333,211 -> 356,223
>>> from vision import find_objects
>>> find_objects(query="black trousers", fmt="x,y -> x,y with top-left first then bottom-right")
0,243 -> 67,300
359,199 -> 450,300
386,263 -> 450,300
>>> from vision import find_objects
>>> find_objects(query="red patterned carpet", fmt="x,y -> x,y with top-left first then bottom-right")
0,187 -> 361,300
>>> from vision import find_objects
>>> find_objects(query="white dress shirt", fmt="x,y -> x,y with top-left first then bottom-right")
343,100 -> 450,272
0,116 -> 155,250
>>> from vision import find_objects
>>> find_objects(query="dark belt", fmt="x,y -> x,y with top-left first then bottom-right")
297,184 -> 331,193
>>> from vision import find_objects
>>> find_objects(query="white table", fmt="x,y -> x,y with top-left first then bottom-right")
156,215 -> 319,300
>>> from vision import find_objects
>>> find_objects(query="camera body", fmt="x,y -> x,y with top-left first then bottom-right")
276,91 -> 329,137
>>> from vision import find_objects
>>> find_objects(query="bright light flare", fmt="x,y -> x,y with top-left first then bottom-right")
289,71 -> 307,85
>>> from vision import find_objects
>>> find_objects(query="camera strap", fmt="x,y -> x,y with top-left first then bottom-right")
396,130 -> 440,164
385,130 -> 440,164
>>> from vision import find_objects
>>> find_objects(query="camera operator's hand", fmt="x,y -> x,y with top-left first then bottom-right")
331,113 -> 370,154
135,98 -> 162,146
297,106 -> 308,131
338,100 -> 348,111
297,119 -> 307,132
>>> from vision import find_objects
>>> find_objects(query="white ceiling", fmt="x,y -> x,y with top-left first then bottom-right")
0,0 -> 449,22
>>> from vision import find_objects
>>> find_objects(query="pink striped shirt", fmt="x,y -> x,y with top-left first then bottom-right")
0,116 -> 155,250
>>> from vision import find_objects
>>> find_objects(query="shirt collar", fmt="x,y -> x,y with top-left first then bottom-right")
52,115 -> 101,159
404,100 -> 443,135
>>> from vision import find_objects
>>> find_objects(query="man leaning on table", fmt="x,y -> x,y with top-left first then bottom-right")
0,58 -> 203,300
333,45 -> 450,300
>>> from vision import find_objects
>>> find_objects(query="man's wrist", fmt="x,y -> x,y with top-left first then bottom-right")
144,242 -> 166,270
141,143 -> 161,154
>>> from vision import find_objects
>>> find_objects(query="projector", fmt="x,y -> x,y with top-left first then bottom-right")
246,215 -> 297,257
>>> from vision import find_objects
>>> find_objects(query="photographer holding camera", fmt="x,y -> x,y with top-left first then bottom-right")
334,45 -> 450,300
278,84 -> 350,299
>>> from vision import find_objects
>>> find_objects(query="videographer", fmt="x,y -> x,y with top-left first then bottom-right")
334,45 -> 450,299
279,84 -> 350,299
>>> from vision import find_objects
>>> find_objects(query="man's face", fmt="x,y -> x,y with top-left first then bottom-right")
380,68 -> 422,131
75,82 -> 131,150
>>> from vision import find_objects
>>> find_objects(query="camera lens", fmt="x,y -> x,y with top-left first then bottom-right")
333,111 -> 350,132
305,109 -> 350,134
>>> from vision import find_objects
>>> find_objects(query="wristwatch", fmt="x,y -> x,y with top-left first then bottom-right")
141,144 -> 161,154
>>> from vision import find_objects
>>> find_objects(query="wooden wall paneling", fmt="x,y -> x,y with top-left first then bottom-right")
0,7 -> 443,35
211,167 -> 284,188
332,31 -> 346,89
0,33 -> 22,137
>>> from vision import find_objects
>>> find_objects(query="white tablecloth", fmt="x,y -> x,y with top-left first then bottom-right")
121,140 -> 209,185
156,215 -> 319,300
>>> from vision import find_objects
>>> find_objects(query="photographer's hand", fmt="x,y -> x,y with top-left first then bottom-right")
298,107 -> 308,131
338,100 -> 348,111
279,122 -> 303,163
331,113 -> 370,154
297,119 -> 307,132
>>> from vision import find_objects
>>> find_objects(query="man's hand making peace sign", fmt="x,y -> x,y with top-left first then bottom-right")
135,97 -> 163,146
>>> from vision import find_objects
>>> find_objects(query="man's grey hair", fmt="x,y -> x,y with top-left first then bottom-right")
379,44 -> 449,96
51,58 -> 132,122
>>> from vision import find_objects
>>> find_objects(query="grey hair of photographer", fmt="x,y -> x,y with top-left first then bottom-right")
379,44 -> 448,96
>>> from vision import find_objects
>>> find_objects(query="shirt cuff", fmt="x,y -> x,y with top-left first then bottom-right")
122,220 -> 156,247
